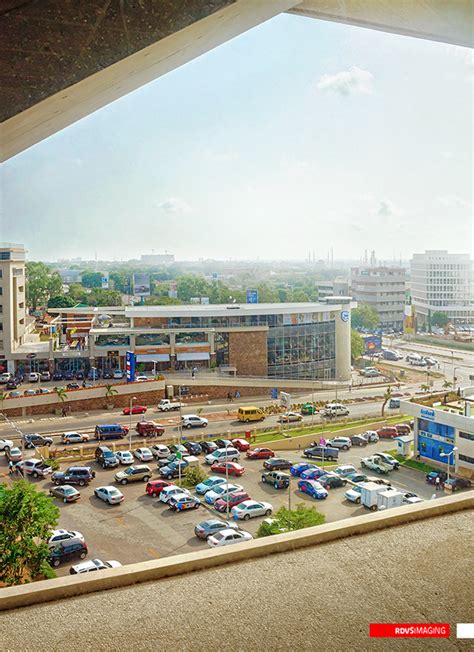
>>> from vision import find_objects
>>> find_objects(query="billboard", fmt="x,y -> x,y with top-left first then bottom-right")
133,273 -> 150,296
100,272 -> 109,289
126,351 -> 136,383
246,290 -> 258,304
363,335 -> 382,354
280,391 -> 291,408
404,304 -> 416,335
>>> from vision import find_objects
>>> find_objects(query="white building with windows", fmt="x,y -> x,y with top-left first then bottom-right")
350,266 -> 406,329
410,250 -> 473,325
0,243 -> 28,371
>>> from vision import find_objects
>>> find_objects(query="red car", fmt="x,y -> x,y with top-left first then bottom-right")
232,438 -> 250,452
123,405 -> 147,415
214,491 -> 250,512
136,421 -> 165,437
210,461 -> 245,476
376,426 -> 398,439
246,447 -> 275,460
145,479 -> 171,497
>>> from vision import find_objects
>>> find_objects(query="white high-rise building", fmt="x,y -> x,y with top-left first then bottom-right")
410,250 -> 474,325
0,244 -> 27,371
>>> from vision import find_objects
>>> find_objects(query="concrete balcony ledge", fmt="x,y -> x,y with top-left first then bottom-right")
1,491 -> 472,612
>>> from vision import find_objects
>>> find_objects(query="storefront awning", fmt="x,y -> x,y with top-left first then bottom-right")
136,354 -> 170,362
176,352 -> 210,362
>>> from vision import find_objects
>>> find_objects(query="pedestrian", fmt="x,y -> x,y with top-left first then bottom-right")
235,390 -> 240,400
435,476 -> 441,491
191,370 -> 195,379
8,460 -> 14,475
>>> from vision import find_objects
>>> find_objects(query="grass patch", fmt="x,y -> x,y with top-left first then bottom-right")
384,449 -> 437,474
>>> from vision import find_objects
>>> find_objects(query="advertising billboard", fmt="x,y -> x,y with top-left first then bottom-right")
246,290 -> 258,304
133,273 -> 150,296
363,335 -> 382,354
404,304 -> 416,335
126,351 -> 136,383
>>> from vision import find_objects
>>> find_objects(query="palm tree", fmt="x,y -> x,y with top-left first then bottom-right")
420,383 -> 430,393
442,380 -> 453,390
105,384 -> 118,408
381,386 -> 393,417
55,387 -> 68,403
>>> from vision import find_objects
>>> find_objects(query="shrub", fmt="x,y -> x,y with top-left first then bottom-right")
256,503 -> 325,538
181,466 -> 207,487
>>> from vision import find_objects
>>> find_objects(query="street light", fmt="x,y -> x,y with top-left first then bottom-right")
440,447 -> 458,482
129,396 -> 137,450
453,367 -> 459,391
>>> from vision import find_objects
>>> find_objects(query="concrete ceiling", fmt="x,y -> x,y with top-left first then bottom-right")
0,0 -> 472,161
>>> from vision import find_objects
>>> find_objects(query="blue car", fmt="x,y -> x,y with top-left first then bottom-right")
195,476 -> 227,495
183,441 -> 202,455
290,463 -> 314,477
298,479 -> 328,500
300,466 -> 325,481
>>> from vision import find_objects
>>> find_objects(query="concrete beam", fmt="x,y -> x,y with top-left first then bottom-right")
289,0 -> 474,48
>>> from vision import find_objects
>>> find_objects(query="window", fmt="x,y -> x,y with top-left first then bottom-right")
459,454 -> 474,465
459,431 -> 474,441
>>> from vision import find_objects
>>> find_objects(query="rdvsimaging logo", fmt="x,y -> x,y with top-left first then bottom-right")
370,624 -> 450,638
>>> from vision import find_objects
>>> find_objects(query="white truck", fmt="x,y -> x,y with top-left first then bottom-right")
360,482 -> 404,511
360,455 -> 392,474
158,399 -> 186,412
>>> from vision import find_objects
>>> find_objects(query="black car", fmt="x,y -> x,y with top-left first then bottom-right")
95,446 -> 119,469
52,371 -> 64,381
23,433 -> 53,449
350,435 -> 368,447
76,371 -> 85,380
319,473 -> 347,489
67,382 -> 81,390
200,441 -> 218,455
51,466 -> 96,486
49,540 -> 88,567
64,371 -> 75,380
444,477 -> 472,491
158,454 -> 187,468
183,441 -> 202,455
102,370 -> 113,379
6,380 -> 18,390
214,439 -> 232,449
263,458 -> 292,471
159,461 -> 188,480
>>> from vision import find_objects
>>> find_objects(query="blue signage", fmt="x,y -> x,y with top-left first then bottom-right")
341,310 -> 350,322
246,290 -> 258,304
271,388 -> 278,399
126,351 -> 136,383
420,408 -> 435,421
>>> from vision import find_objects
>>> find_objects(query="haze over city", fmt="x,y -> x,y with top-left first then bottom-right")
2,14 -> 473,261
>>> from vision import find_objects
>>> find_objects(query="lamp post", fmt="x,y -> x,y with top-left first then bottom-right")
225,440 -> 230,522
453,367 -> 459,392
129,396 -> 136,450
178,386 -> 183,443
440,447 -> 458,482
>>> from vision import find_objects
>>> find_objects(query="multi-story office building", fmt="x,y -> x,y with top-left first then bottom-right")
410,250 -> 474,325
0,243 -> 27,371
350,266 -> 406,329
315,277 -> 350,300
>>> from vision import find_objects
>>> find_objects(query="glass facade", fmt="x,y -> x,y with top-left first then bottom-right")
175,332 -> 207,344
157,312 -> 333,330
95,334 -> 130,347
417,418 -> 455,463
267,321 -> 336,379
215,332 -> 229,366
135,333 -> 169,346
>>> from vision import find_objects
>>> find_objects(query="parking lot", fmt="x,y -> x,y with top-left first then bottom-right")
0,437 -> 452,576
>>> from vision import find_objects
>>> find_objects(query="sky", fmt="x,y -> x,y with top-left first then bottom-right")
1,13 -> 473,263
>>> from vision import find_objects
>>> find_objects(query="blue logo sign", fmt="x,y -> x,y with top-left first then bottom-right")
246,290 -> 258,304
341,310 -> 350,322
420,408 -> 435,420
126,351 -> 136,383
271,388 -> 278,399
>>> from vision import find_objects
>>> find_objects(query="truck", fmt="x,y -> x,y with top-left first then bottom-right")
360,455 -> 392,474
158,399 -> 186,412
18,459 -> 53,479
359,482 -> 398,511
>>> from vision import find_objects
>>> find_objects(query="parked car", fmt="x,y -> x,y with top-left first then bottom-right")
395,423 -> 411,436
346,472 -> 369,484
66,383 -> 81,390
159,460 -> 188,480
49,485 -> 81,503
6,447 -> 22,462
303,446 -> 339,461
115,465 -> 152,484
231,438 -> 250,452
215,491 -> 251,512
298,479 -> 328,500
182,441 -> 202,455
205,483 -> 242,505
403,492 -> 424,505
444,477 -> 472,491
52,466 -> 95,486
261,470 -> 290,489
376,426 -> 399,439
150,444 -> 170,459
94,486 -> 124,505
207,529 -> 253,547
17,459 -> 52,478
210,461 -> 245,476
145,479 -> 171,497
327,437 -> 352,450
48,529 -> 84,548
200,441 -> 218,455
362,430 -> 379,443
70,559 -> 122,574
49,540 -> 88,567
28,372 -> 40,383
214,439 -> 233,449
134,447 -> 154,462
344,484 -> 363,503
290,463 -> 314,477
389,398 -> 401,409
40,371 -> 51,382
182,415 -> 208,429
350,434 -> 368,447
62,431 -> 90,444
113,370 -> 124,379
426,471 -> 448,485
231,500 -> 272,520
278,412 -> 303,423
0,372 -> 12,383
135,375 -> 149,382
366,476 -> 392,487
194,519 -> 239,540
23,433 -> 53,449
6,380 -> 18,390
205,447 -> 240,465
168,494 -> 201,512
195,476 -> 227,495
334,464 -> 358,477
94,424 -> 128,441
157,454 -> 189,469
246,447 -> 275,460
159,485 -> 191,504
263,458 -> 292,471
0,438 -> 13,451
52,371 -> 64,381
318,473 -> 347,489
376,452 -> 400,470
122,405 -> 147,415
116,450 -> 134,465
95,446 -> 119,469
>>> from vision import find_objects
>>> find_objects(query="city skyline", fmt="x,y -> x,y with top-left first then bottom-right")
2,13 -> 473,261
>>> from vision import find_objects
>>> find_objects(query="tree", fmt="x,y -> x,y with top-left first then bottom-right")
55,387 -> 68,404
442,380 -> 453,390
381,386 -> 393,417
420,383 -> 430,393
104,384 -> 118,407
26,262 -> 62,311
0,480 -> 59,585
48,295 -> 76,308
431,312 -> 449,328
351,304 -> 380,331
67,283 -> 88,304
257,504 -> 325,537
81,271 -> 103,288
86,289 -> 122,306
351,329 -> 364,361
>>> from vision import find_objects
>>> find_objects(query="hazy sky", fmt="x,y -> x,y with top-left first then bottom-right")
2,13 -> 473,262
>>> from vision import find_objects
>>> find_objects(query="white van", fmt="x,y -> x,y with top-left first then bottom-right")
205,447 -> 240,465
323,403 -> 350,417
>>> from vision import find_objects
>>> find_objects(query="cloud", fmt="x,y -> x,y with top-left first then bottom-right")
156,197 -> 190,214
316,66 -> 374,96
437,195 -> 472,210
377,199 -> 395,217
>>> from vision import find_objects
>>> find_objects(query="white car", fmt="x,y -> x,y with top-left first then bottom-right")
403,492 -> 424,505
204,483 -> 242,505
116,450 -> 134,465
207,528 -> 253,548
334,464 -> 358,477
94,486 -> 124,505
48,529 -> 85,549
150,444 -> 170,459
0,372 -> 12,383
70,559 -> 122,574
113,370 -> 124,379
182,415 -> 208,429
28,372 -> 40,382
423,356 -> 437,366
328,437 -> 352,450
278,412 -> 303,423
62,431 -> 90,444
362,430 -> 379,443
231,500 -> 273,520
0,438 -> 13,451
344,485 -> 362,504
159,485 -> 191,504
135,375 -> 149,382
134,447 -> 154,462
